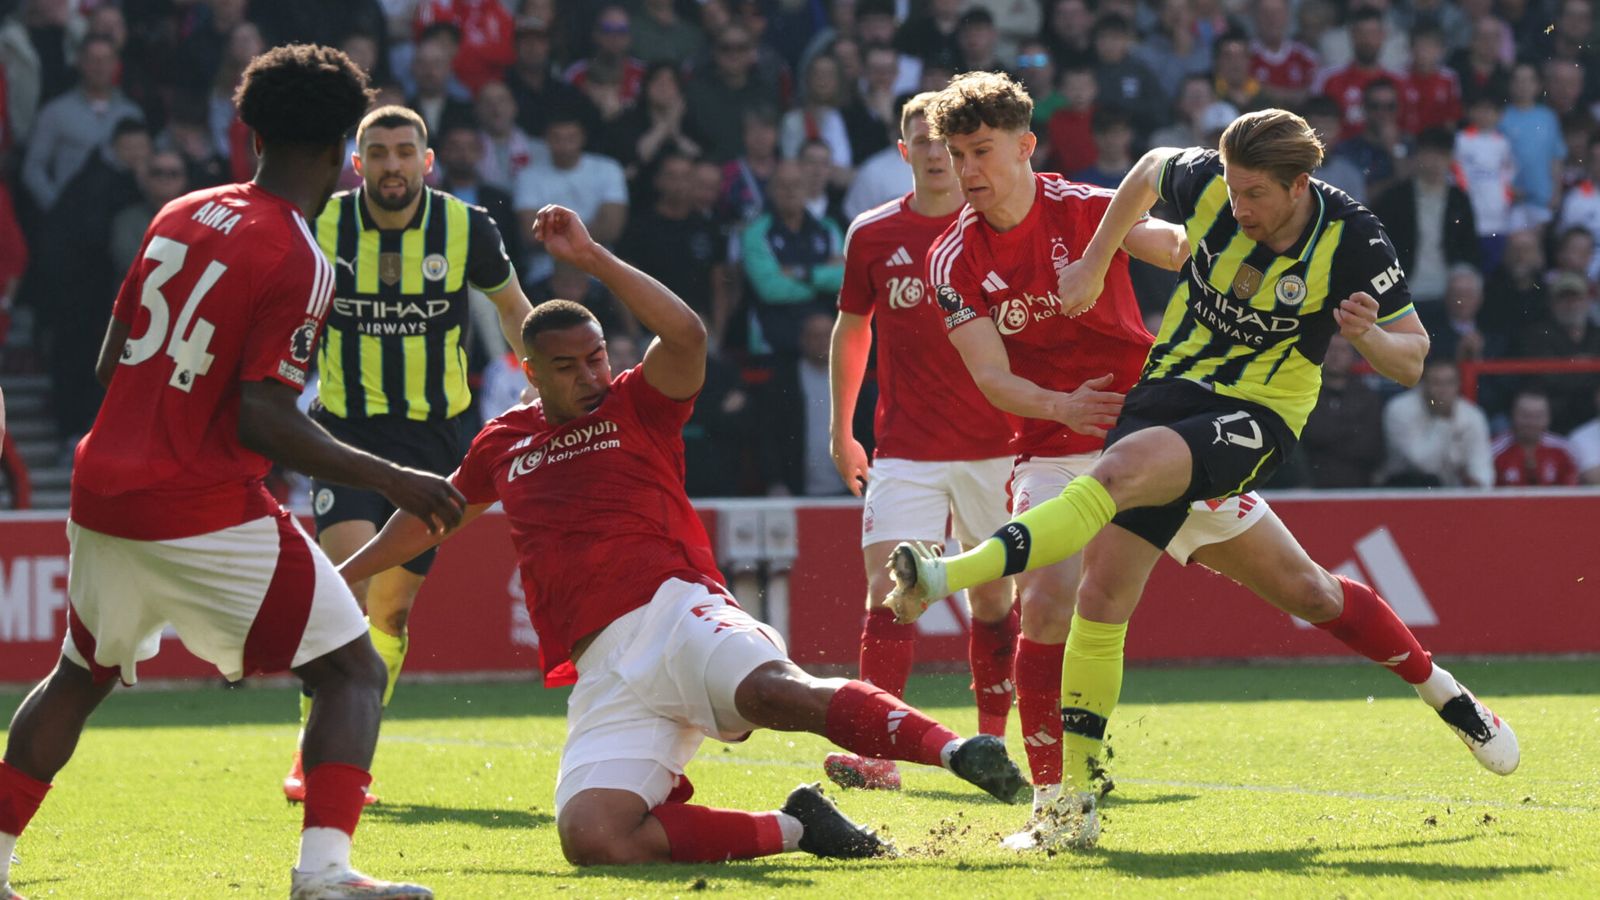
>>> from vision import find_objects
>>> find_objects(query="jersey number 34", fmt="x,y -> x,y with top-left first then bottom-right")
121,237 -> 222,393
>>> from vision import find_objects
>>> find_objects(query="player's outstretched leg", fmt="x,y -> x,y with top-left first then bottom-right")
290,637 -> 431,900
824,545 -> 918,794
0,657 -> 117,899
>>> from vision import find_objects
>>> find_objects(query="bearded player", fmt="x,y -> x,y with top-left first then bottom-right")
822,91 -> 1018,794
890,108 -> 1519,848
0,45 -> 465,899
339,205 -> 1028,866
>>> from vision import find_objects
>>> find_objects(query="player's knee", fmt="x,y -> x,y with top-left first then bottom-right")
865,566 -> 896,608
1074,573 -> 1122,622
558,817 -> 652,866
736,665 -> 808,724
1279,570 -> 1343,622
1017,582 -> 1073,641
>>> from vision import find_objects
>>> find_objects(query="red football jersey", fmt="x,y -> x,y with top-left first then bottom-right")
452,365 -> 727,686
1491,434 -> 1580,486
1315,64 -> 1406,138
1401,69 -> 1463,136
838,195 -> 1012,461
1250,40 -> 1320,94
928,174 -> 1153,458
71,183 -> 334,541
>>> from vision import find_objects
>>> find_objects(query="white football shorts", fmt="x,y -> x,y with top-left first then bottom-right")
1010,455 -> 1269,564
62,512 -> 369,685
860,456 -> 1013,548
555,578 -> 788,814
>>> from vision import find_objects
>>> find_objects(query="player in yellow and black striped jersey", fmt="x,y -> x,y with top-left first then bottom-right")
883,110 -> 1519,804
285,105 -> 534,803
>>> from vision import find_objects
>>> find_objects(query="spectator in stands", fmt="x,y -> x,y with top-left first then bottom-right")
854,0 -> 921,96
620,149 -> 734,346
212,20 -> 266,183
1046,63 -> 1096,176
1407,0 -> 1471,50
1492,389 -> 1581,486
1136,0 -> 1212,101
683,323 -> 758,497
1455,91 -> 1515,269
1503,62 -> 1566,231
339,30 -> 384,82
1543,59 -> 1591,121
1567,383 -> 1600,483
1400,24 -> 1462,137
1332,77 -> 1410,202
564,5 -> 645,124
686,22 -> 783,162
408,30 -> 475,139
1314,7 -> 1403,139
1381,358 -> 1494,488
760,310 -> 854,496
1371,126 -> 1478,307
598,68 -> 692,183
436,122 -> 525,272
1212,28 -> 1265,115
1071,108 -> 1134,189
1524,0 -> 1600,97
475,79 -> 543,193
781,52 -> 852,170
839,42 -> 896,165
895,0 -> 961,67
1423,265 -> 1505,364
1550,224 -> 1596,286
953,8 -> 1010,78
1318,0 -> 1409,73
1558,110 -> 1593,194
1249,0 -> 1319,109
20,34 -> 139,212
1044,0 -> 1093,64
1513,272 -> 1600,432
1091,14 -> 1163,141
841,93 -> 915,223
172,0 -> 248,93
160,97 -> 228,189
1451,15 -> 1511,111
719,105 -> 780,223
505,14 -> 598,139
109,148 -> 185,277
1014,39 -> 1062,130
1300,335 -> 1385,488
414,0 -> 515,95
514,113 -> 628,284
739,159 -> 843,357
633,0 -> 706,66
0,170 -> 24,348
1483,228 -> 1548,336
796,137 -> 847,229
1148,75 -> 1218,150
1557,133 -> 1600,278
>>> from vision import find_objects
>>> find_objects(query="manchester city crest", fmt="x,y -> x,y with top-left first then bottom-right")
1275,274 -> 1308,306
423,253 -> 449,281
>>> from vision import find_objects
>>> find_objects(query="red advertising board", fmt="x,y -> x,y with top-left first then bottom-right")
1,492 -> 1596,684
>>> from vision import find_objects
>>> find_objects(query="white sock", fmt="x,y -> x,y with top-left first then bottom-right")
1032,783 -> 1062,814
0,832 -> 16,882
296,827 -> 352,874
939,738 -> 963,770
774,812 -> 803,852
1415,662 -> 1461,710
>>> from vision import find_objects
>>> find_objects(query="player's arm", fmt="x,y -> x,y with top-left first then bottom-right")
1121,218 -> 1189,272
469,207 -> 536,353
484,278 -> 535,353
829,310 -> 873,495
532,204 -> 706,399
1337,296 -> 1428,386
238,380 -> 467,533
94,316 -> 133,388
338,502 -> 494,585
1059,147 -> 1185,313
947,317 -> 1123,438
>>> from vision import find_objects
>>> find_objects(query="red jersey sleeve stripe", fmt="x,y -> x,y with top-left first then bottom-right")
842,196 -> 904,255
928,206 -> 976,284
292,212 -> 333,317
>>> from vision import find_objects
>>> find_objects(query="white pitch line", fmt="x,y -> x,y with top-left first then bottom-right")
380,733 -> 1596,814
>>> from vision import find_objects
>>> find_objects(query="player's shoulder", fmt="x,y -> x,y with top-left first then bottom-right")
1038,172 -> 1114,206
477,400 -> 545,448
159,183 -> 309,262
1319,183 -> 1390,247
927,204 -> 983,283
843,194 -> 908,247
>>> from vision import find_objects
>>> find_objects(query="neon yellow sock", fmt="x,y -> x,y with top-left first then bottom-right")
945,475 -> 1117,594
298,688 -> 313,728
1061,612 -> 1127,793
367,619 -> 408,707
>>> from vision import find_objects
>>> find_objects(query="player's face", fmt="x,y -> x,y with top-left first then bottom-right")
900,113 -> 954,194
945,125 -> 1034,212
1223,165 -> 1306,246
357,125 -> 433,212
524,322 -> 612,423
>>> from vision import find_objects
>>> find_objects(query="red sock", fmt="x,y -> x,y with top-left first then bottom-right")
825,680 -> 958,767
652,803 -> 785,861
0,761 -> 50,836
859,607 -> 916,699
969,604 -> 1019,736
1316,576 -> 1433,684
1015,638 -> 1065,786
302,763 -> 372,836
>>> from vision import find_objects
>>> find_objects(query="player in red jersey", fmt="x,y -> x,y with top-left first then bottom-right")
339,205 -> 1028,866
822,92 -> 1018,794
919,71 -> 1255,845
0,46 -> 465,900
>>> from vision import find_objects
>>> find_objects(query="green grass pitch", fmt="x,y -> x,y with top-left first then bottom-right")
2,659 -> 1595,898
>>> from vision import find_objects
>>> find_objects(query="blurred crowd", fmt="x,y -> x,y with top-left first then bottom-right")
0,0 -> 1598,508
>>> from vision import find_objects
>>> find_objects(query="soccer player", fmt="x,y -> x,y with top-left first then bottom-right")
918,72 -> 1241,836
889,109 -> 1520,845
339,205 -> 1029,866
283,104 -> 534,802
0,45 -> 464,900
822,91 -> 1017,794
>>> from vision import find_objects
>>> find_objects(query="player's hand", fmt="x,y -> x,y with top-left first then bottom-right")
1051,373 -> 1124,438
381,466 -> 468,535
1056,257 -> 1106,318
1333,290 -> 1380,343
532,204 -> 602,271
831,433 -> 870,496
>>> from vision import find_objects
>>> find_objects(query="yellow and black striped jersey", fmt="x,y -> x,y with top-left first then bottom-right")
314,186 -> 514,421
1145,147 -> 1415,436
